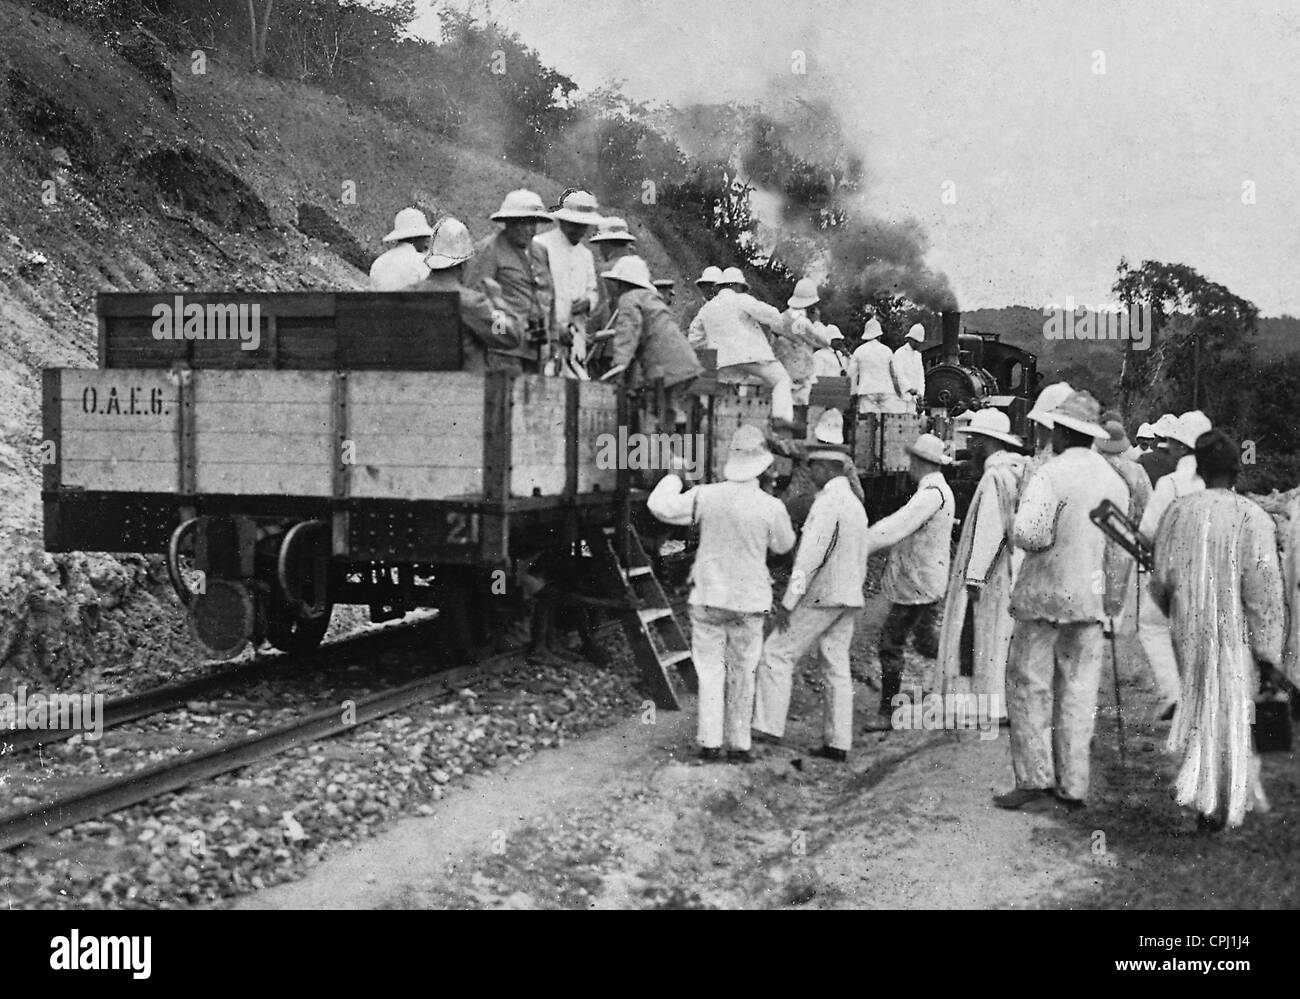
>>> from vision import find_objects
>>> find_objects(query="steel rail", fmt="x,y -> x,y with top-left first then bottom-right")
4,614 -> 445,755
0,654 -> 521,852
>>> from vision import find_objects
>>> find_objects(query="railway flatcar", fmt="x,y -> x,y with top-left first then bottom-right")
42,291 -> 773,710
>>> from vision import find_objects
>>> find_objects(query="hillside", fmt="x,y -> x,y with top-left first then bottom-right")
0,1 -> 720,683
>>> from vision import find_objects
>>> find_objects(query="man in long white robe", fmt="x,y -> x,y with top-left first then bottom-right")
1284,494 -> 1300,687
1138,410 -> 1211,718
1150,431 -> 1284,830
937,409 -> 1026,722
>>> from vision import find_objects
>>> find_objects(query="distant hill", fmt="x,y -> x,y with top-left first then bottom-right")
956,306 -> 1300,408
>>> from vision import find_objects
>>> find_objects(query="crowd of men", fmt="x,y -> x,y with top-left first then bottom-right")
369,191 -> 930,426
368,191 -> 1297,834
650,382 -> 1295,834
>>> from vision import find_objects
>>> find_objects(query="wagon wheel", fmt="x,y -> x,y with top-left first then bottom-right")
266,601 -> 334,655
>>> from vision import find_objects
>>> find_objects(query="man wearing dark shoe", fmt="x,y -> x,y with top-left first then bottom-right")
861,434 -> 955,731
993,787 -> 1056,811
997,391 -> 1129,811
753,436 -> 867,759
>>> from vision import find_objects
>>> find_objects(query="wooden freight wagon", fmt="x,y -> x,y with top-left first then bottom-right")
42,291 -> 712,708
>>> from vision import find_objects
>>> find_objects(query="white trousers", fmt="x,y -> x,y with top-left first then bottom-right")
719,360 -> 794,422
753,606 -> 857,750
690,605 -> 765,750
1137,574 -> 1181,708
1007,619 -> 1106,801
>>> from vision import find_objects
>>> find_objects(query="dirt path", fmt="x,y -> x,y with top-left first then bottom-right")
240,599 -> 1115,910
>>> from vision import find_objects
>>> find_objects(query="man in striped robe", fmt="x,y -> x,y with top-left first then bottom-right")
937,409 -> 1026,722
1150,430 -> 1284,831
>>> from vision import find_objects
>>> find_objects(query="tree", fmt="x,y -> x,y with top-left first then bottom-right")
247,0 -> 273,70
1112,258 -> 1258,422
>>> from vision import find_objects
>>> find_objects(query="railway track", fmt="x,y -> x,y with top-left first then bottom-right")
3,612 -> 446,755
0,597 -> 687,852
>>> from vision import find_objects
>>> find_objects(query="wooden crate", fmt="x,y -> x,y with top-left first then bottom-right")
854,413 -> 925,473
805,376 -> 852,445
881,414 -> 926,472
577,381 -> 619,493
709,381 -> 771,481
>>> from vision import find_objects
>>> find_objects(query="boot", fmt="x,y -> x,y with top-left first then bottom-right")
879,667 -> 902,715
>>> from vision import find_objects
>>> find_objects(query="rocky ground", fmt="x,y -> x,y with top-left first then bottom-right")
240,586 -> 1300,911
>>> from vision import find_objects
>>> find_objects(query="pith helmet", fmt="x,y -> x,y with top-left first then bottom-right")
600,254 -> 656,292
550,189 -> 603,226
383,207 -> 435,243
788,277 -> 820,309
1049,390 -> 1108,439
1027,381 -> 1075,428
590,216 -> 637,243
1169,410 -> 1212,449
907,433 -> 952,466
723,424 -> 774,481
490,189 -> 553,222
965,408 -> 1022,447
717,266 -> 749,289
424,216 -> 475,269
696,265 -> 723,287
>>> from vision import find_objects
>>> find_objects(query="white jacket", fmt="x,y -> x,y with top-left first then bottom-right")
1138,454 -> 1205,544
891,342 -> 925,399
783,476 -> 870,610
535,228 -> 598,330
369,243 -> 430,290
848,339 -> 895,396
688,288 -> 782,367
867,470 -> 955,604
812,347 -> 848,378
1011,447 -> 1129,623
647,475 -> 795,613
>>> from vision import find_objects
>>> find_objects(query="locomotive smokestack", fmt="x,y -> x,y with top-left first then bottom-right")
941,310 -> 961,365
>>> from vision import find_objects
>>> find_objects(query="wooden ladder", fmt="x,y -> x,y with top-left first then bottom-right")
593,525 -> 697,711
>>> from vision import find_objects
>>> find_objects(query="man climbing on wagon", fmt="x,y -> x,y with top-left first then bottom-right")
687,267 -> 797,427
597,255 -> 702,433
647,426 -> 796,762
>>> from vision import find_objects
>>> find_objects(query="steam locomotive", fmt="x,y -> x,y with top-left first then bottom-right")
920,311 -> 1040,440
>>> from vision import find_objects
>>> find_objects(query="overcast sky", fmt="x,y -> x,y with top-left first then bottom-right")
410,0 -> 1300,316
